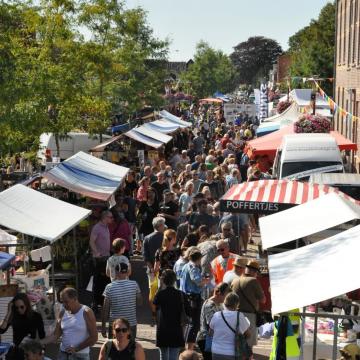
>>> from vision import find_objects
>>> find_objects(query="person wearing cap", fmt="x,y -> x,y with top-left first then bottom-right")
102,262 -> 142,340
211,240 -> 238,285
231,260 -> 266,351
158,189 -> 179,230
222,257 -> 247,285
179,248 -> 210,350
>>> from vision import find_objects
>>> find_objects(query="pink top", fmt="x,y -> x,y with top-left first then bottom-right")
109,220 -> 132,251
137,185 -> 148,202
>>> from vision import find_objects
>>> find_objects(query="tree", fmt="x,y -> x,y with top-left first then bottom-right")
288,2 -> 335,95
78,0 -> 168,136
230,36 -> 283,85
181,41 -> 236,99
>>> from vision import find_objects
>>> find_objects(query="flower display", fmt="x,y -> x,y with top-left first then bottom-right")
294,114 -> 331,133
276,100 -> 291,114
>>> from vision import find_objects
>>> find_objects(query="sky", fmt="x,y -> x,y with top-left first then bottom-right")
126,0 -> 331,61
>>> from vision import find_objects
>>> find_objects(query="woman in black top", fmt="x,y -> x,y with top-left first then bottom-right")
98,318 -> 145,360
0,293 -> 45,359
153,270 -> 186,360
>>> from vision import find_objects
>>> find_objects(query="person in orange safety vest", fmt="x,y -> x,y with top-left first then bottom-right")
211,239 -> 238,284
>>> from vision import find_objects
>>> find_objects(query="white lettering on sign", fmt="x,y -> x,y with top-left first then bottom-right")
225,201 -> 279,212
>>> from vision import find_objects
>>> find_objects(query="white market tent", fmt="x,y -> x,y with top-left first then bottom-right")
259,193 -> 360,250
43,151 -> 129,201
269,224 -> 360,314
159,110 -> 192,128
279,89 -> 330,108
90,134 -> 122,153
261,102 -> 299,123
132,125 -> 172,143
0,184 -> 90,243
0,229 -> 17,255
124,129 -> 164,149
143,119 -> 180,134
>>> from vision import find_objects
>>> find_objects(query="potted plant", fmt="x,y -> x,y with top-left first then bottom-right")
294,114 -> 331,134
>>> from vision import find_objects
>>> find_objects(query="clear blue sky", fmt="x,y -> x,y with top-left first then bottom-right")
126,0 -> 332,61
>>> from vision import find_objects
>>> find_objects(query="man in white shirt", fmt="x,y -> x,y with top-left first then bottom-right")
223,257 -> 247,285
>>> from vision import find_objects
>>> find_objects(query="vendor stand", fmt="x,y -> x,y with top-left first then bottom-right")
259,193 -> 360,359
0,184 -> 91,342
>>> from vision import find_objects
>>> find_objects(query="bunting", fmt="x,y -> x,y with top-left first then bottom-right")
312,80 -> 360,123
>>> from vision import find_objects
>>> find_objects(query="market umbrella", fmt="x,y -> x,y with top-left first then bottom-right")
220,179 -> 359,214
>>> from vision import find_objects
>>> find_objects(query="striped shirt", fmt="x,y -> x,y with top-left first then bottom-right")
103,279 -> 140,326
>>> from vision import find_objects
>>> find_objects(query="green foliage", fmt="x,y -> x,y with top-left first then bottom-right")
181,41 -> 236,99
288,2 -> 335,95
230,36 -> 283,85
0,0 -> 168,156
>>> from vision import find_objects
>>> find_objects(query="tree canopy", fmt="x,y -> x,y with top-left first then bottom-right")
181,41 -> 236,99
0,0 -> 168,156
288,2 -> 335,94
230,36 -> 283,85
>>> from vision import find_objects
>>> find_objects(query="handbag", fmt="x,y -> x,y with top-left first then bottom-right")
237,282 -> 265,327
221,311 -> 252,360
204,334 -> 213,352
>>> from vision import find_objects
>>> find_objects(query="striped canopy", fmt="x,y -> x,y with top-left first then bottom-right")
220,179 -> 358,214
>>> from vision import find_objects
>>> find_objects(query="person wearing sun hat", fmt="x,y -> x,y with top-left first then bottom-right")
222,257 -> 248,285
231,259 -> 266,351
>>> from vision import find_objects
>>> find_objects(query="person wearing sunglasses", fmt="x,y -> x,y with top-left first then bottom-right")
211,240 -> 238,285
0,293 -> 45,358
98,318 -> 145,360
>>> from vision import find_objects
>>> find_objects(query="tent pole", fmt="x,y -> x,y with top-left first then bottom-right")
300,307 -> 305,360
312,304 -> 318,360
332,317 -> 338,360
51,246 -> 56,306
73,228 -> 79,290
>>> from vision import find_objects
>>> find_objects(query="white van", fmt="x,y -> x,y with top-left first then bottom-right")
37,132 -> 111,165
273,134 -> 344,180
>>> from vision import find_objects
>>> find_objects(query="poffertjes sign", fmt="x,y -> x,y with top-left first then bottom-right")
220,200 -> 294,214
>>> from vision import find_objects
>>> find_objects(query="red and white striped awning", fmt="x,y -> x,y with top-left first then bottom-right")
220,180 -> 359,214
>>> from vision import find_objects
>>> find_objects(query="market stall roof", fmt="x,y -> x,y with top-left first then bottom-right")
247,125 -> 357,159
132,125 -> 172,144
0,184 -> 91,242
256,122 -> 280,137
261,102 -> 299,123
259,193 -> 360,249
43,151 -> 129,201
269,225 -> 360,314
159,110 -> 192,128
111,123 -> 130,134
309,172 -> 360,186
143,120 -> 180,134
124,129 -> 164,149
90,134 -> 122,153
220,179 -> 356,214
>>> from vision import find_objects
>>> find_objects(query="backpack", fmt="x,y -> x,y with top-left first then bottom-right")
104,340 -> 136,360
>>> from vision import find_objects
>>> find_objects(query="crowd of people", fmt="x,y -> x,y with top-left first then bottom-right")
1,104 -> 270,360
87,104 -> 270,360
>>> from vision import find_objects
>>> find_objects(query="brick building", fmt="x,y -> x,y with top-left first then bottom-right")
277,54 -> 292,83
334,0 -> 360,169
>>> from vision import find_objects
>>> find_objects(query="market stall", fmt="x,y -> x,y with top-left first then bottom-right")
259,196 -> 360,359
246,124 -> 357,160
0,184 -> 91,339
142,119 -> 181,134
159,110 -> 192,128
220,179 -> 358,214
259,192 -> 360,250
43,151 -> 129,202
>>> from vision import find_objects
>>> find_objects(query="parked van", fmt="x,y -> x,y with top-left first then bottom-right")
309,173 -> 360,200
37,132 -> 111,165
273,134 -> 344,180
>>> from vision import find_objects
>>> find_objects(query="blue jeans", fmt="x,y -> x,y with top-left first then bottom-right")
159,347 -> 180,360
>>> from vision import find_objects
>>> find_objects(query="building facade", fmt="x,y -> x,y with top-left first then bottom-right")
335,0 -> 360,169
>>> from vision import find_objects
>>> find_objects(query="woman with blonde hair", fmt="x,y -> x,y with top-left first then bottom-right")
154,229 -> 181,277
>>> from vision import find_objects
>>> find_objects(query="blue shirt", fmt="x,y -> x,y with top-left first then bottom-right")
180,261 -> 202,294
